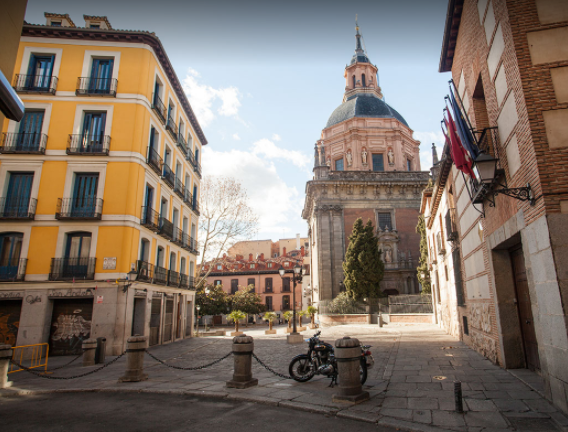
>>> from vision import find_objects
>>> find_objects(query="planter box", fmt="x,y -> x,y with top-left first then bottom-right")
265,329 -> 277,335
298,326 -> 307,332
230,331 -> 244,336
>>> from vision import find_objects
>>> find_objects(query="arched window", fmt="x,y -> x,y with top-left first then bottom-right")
157,246 -> 164,267
0,232 -> 23,280
352,75 -> 356,88
362,74 -> 366,87
180,257 -> 187,275
170,252 -> 176,271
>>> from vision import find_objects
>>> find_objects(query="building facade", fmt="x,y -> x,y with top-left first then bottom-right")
302,25 -> 430,304
0,13 -> 205,355
429,0 -> 568,414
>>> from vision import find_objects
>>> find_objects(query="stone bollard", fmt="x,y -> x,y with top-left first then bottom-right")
226,334 -> 258,389
333,336 -> 369,403
118,336 -> 148,383
82,339 -> 97,367
366,305 -> 372,325
0,344 -> 13,389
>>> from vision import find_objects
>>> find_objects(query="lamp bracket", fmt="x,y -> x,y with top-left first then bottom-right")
490,182 -> 535,206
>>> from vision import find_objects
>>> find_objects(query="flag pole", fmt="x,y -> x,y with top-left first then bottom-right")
449,80 -> 478,143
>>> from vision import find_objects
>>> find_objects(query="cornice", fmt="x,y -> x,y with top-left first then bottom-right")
21,25 -> 208,146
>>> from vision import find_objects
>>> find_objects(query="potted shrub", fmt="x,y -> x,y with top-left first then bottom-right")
264,312 -> 277,335
307,305 -> 318,329
227,310 -> 246,336
283,310 -> 293,333
298,310 -> 308,331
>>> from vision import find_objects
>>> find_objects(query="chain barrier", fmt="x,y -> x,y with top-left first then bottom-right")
251,353 -> 292,380
144,349 -> 232,370
9,352 -> 126,380
44,354 -> 82,372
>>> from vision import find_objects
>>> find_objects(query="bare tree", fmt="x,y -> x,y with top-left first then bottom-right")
196,176 -> 258,286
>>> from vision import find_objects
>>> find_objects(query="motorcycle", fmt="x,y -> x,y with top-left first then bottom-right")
288,331 -> 374,385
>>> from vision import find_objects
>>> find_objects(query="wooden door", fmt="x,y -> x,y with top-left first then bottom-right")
49,299 -> 93,356
510,247 -> 540,371
0,300 -> 22,346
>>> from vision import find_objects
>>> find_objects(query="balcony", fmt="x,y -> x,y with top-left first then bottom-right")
154,265 -> 168,285
193,160 -> 202,178
13,74 -> 57,95
49,257 -> 96,281
192,198 -> 200,216
140,207 -> 159,231
147,147 -> 163,176
176,134 -> 188,156
166,116 -> 178,140
0,258 -> 27,281
168,269 -> 180,287
181,232 -> 191,251
56,197 -> 103,220
183,188 -> 193,208
172,227 -> 184,247
76,77 -> 117,97
161,163 -> 175,188
151,93 -> 167,124
136,260 -> 195,289
445,208 -> 458,242
186,150 -> 195,166
190,237 -> 199,255
67,134 -> 110,156
158,216 -> 174,240
180,273 -> 194,289
1,133 -> 47,154
174,177 -> 185,200
0,197 -> 37,220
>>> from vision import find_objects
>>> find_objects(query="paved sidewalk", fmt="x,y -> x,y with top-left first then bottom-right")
2,323 -> 567,432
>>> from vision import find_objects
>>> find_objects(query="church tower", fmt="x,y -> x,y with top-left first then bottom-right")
303,23 -> 430,304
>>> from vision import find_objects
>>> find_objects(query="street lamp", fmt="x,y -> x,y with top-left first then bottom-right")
122,269 -> 139,293
279,263 -> 303,336
195,304 -> 201,337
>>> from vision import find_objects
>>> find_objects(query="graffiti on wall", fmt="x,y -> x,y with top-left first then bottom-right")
0,313 -> 20,346
51,315 -> 91,341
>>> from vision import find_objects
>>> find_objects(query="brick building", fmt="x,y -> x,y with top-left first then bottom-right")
302,24 -> 429,304
427,0 -> 568,414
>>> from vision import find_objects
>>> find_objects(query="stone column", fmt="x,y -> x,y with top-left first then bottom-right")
333,336 -> 369,403
82,339 -> 97,367
0,344 -> 13,389
226,335 -> 258,389
366,305 -> 372,324
118,335 -> 148,383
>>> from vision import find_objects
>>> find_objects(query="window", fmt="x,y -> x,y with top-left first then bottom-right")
352,75 -> 356,88
407,158 -> 412,171
0,233 -> 23,279
26,55 -> 54,89
265,296 -> 273,311
335,158 -> 344,171
65,232 -> 91,259
72,173 -> 99,217
282,295 -> 290,310
377,213 -> 392,230
51,21 -> 62,26
216,264 -> 222,270
284,262 -> 289,267
139,238 -> 150,262
195,148 -> 199,164
247,278 -> 255,292
157,246 -> 165,267
90,24 -> 100,29
231,279 -> 238,294
18,110 -> 44,150
169,252 -> 176,271
372,154 -> 384,172
282,277 -> 291,292
89,58 -> 114,93
362,74 -> 366,87
214,280 -> 222,286
160,198 -> 167,218
267,263 -> 273,268
4,173 -> 33,218
265,278 -> 273,292
180,257 -> 187,274
81,112 -> 107,151
250,263 -> 255,269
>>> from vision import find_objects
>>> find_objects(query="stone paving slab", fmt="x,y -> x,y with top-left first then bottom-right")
2,323 -> 568,432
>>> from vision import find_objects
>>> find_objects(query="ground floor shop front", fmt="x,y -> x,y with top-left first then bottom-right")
0,281 -> 196,356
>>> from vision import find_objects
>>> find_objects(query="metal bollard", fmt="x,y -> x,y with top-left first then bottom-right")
332,336 -> 369,403
0,344 -> 13,389
82,339 -> 97,367
454,381 -> 464,413
226,334 -> 258,389
118,336 -> 148,383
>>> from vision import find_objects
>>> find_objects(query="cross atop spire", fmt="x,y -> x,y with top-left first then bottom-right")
355,15 -> 364,54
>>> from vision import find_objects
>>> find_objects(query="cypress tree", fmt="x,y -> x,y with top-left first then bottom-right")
416,214 -> 431,294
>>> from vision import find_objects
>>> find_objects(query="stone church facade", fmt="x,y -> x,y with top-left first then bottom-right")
302,25 -> 429,304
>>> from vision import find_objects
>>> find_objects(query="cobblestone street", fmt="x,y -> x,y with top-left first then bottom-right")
2,323 -> 567,432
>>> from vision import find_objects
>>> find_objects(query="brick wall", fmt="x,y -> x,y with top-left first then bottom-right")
343,208 -> 375,246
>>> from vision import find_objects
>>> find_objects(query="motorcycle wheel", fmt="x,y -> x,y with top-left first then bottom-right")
289,355 -> 315,382
360,358 -> 368,385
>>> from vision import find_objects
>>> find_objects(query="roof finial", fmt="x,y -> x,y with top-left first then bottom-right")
355,15 -> 363,53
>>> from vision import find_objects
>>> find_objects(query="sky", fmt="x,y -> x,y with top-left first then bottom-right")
25,0 -> 450,242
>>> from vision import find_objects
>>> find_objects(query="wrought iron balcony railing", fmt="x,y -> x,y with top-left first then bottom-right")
183,188 -> 193,208
0,258 -> 27,281
181,232 -> 192,251
49,257 -> 96,281
161,163 -> 175,188
193,160 -> 202,178
147,147 -> 163,176
136,260 -> 154,282
190,237 -> 199,255
186,149 -> 195,166
76,77 -> 117,97
176,134 -> 188,156
56,197 -> 103,220
172,227 -> 183,246
158,216 -> 174,240
180,273 -> 194,289
140,207 -> 159,231
192,198 -> 200,216
13,74 -> 57,94
136,260 -> 194,289
168,269 -> 180,287
1,133 -> 47,154
154,265 -> 168,285
151,93 -> 167,124
166,115 -> 178,140
0,197 -> 37,220
67,134 -> 110,155
174,177 -> 185,199
445,208 -> 459,242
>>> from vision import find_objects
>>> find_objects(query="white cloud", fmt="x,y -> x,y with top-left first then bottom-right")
182,68 -> 242,127
271,133 -> 281,141
232,133 -> 241,141
415,131 -> 445,170
251,138 -> 310,170
202,146 -> 301,233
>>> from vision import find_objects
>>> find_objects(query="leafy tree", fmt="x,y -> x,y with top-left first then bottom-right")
283,310 -> 293,329
342,218 -> 385,300
264,312 -> 277,331
229,285 -> 265,316
227,310 -> 246,333
416,215 -> 431,294
195,283 -> 228,317
307,305 -> 318,327
329,292 -> 358,314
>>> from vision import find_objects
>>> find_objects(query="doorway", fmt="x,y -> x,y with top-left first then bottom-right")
49,298 -> 93,356
132,298 -> 146,337
510,246 -> 540,371
149,297 -> 162,346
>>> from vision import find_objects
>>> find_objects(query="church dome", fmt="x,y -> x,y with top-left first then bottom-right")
325,93 -> 409,129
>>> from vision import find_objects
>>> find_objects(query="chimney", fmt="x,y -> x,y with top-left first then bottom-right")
283,247 -> 287,256
260,253 -> 264,261
236,254 -> 243,261
296,233 -> 300,250
248,253 -> 253,261
301,246 -> 305,257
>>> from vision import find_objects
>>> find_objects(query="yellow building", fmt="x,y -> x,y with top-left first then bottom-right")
0,13 -> 206,355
